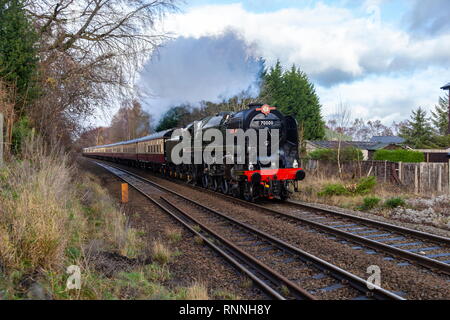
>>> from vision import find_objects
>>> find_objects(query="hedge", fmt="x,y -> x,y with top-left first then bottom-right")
373,149 -> 425,163
308,147 -> 363,162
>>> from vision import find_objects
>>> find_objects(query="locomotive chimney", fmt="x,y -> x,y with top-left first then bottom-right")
441,82 -> 450,135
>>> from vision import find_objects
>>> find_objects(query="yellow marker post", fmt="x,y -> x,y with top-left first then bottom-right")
121,183 -> 129,203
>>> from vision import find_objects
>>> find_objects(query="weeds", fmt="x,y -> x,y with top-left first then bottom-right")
185,282 -> 209,300
214,290 -> 240,300
318,176 -> 377,197
359,197 -> 381,211
164,227 -> 182,243
152,241 -> 172,265
384,197 -> 406,208
317,183 -> 349,197
194,236 -> 204,245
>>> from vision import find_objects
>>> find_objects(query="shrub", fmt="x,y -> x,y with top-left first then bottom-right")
360,197 -> 381,211
354,176 -> 377,195
308,148 -> 335,161
11,117 -> 33,155
373,149 -> 425,163
318,183 -> 350,197
384,197 -> 406,208
308,147 -> 364,162
318,176 -> 377,197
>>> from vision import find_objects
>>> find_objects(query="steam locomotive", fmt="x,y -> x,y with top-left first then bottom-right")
83,103 -> 306,201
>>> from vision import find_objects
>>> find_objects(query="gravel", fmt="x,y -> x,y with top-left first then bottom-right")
79,158 -> 265,300
85,160 -> 450,300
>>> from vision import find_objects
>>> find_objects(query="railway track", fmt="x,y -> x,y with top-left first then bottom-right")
147,170 -> 450,277
95,161 -> 404,300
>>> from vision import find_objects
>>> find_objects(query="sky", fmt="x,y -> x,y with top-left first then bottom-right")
134,0 -> 450,126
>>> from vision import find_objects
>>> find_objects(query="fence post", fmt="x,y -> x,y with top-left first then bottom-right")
0,113 -> 3,168
398,162 -> 402,183
414,164 -> 419,194
438,165 -> 442,193
384,161 -> 387,183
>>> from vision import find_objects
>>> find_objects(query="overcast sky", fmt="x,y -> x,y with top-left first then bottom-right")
134,0 -> 450,125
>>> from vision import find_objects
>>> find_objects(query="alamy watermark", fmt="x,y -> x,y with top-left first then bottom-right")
66,265 -> 81,290
170,125 -> 280,168
366,265 -> 381,290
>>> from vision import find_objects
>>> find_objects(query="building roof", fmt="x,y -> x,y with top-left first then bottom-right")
441,82 -> 450,90
370,136 -> 405,144
307,140 -> 399,151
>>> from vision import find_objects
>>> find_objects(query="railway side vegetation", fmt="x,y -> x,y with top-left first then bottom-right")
0,137 -> 213,299
308,147 -> 363,162
373,149 -> 425,163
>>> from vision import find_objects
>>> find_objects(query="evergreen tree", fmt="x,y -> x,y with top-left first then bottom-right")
400,107 -> 434,148
260,62 -> 325,140
431,93 -> 449,135
260,60 -> 283,105
0,0 -> 38,105
156,106 -> 190,132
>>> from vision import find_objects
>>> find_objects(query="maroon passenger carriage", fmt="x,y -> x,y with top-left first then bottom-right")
83,129 -> 174,171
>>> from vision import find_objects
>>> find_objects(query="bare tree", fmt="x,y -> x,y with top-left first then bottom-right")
108,99 -> 152,142
332,101 -> 351,179
24,0 -> 178,143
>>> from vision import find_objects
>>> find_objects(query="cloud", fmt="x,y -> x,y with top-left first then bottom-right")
406,0 -> 450,37
138,31 -> 264,119
161,2 -> 450,88
317,66 -> 450,123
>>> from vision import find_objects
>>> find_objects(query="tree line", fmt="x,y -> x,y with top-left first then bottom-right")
2,0 -> 447,153
0,0 -> 177,156
156,60 -> 327,143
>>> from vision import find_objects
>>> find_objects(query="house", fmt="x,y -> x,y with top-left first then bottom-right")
305,137 -> 406,160
370,136 -> 405,144
413,148 -> 450,163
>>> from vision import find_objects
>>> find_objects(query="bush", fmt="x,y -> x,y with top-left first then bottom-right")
373,149 -> 425,163
384,197 -> 406,208
354,176 -> 377,195
318,176 -> 377,197
318,183 -> 350,197
360,197 -> 381,211
308,148 -> 335,161
11,117 -> 33,155
308,147 -> 364,162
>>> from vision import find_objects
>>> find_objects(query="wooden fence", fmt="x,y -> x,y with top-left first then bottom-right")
300,159 -> 450,196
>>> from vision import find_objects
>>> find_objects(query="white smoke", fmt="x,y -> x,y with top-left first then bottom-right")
138,30 -> 264,120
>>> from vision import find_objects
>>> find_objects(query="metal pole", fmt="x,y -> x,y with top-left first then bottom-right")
448,89 -> 450,135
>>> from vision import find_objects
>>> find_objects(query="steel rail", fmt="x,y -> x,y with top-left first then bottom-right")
285,200 -> 450,246
143,171 -> 450,276
95,162 -> 313,300
159,197 -> 315,300
96,162 -> 404,300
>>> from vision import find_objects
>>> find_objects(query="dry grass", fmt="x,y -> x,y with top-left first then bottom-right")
295,172 -> 413,210
0,137 -> 145,299
185,282 -> 209,300
164,226 -> 182,243
79,175 -> 144,258
151,241 -> 172,265
193,236 -> 204,245
0,136 -> 85,272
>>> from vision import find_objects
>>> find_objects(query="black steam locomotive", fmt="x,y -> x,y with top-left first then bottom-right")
83,103 -> 306,201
